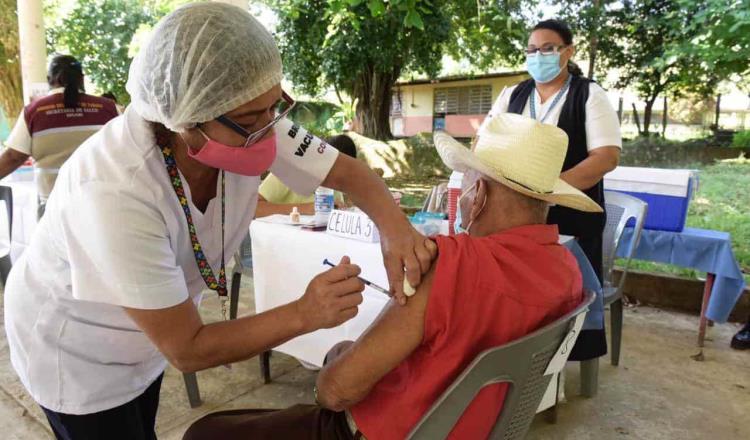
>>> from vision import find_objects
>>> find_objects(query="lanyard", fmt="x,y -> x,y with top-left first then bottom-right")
529,75 -> 572,123
160,145 -> 228,320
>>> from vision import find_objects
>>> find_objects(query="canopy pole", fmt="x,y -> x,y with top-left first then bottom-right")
17,0 -> 48,104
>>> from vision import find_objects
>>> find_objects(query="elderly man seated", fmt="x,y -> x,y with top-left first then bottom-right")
184,114 -> 601,440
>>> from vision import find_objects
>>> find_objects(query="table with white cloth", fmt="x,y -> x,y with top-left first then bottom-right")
618,227 -> 747,348
251,215 -> 602,412
0,178 -> 38,263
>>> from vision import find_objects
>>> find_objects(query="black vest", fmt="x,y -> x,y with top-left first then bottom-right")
508,76 -> 605,237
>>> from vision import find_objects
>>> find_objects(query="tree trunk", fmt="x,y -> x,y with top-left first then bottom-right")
352,65 -> 398,140
714,93 -> 721,129
631,103 -> 641,135
587,0 -> 601,79
661,96 -> 668,138
0,0 -> 24,120
643,97 -> 657,136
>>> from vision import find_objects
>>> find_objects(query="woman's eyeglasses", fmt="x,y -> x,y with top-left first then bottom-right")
215,91 -> 296,148
525,44 -> 569,57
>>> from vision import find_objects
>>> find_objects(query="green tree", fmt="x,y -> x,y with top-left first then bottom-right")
47,0 -> 163,104
274,0 -> 531,139
0,0 -> 23,120
598,0 -> 715,136
676,0 -> 750,80
557,0 -> 618,80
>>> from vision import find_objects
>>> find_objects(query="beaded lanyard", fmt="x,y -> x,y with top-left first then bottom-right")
160,145 -> 229,320
529,74 -> 573,123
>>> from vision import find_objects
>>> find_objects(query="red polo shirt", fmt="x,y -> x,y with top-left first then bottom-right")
351,224 -> 583,439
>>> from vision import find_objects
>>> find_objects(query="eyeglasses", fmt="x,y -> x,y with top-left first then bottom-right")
525,44 -> 569,57
215,90 -> 296,148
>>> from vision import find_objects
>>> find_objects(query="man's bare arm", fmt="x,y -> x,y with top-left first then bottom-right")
316,265 -> 435,411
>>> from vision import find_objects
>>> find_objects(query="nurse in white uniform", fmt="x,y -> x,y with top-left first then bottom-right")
3,4 -> 435,439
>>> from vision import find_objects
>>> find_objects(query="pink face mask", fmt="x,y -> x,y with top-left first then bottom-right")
187,129 -> 277,176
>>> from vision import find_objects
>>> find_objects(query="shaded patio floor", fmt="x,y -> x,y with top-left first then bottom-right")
1,273 -> 748,440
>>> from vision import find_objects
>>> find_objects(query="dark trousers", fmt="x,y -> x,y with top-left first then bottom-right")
183,404 -> 356,440
41,373 -> 163,440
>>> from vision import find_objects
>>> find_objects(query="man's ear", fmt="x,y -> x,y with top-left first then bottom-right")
469,179 -> 488,222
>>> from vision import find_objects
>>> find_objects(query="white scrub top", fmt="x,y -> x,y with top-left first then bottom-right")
481,82 -> 622,151
3,106 -> 338,414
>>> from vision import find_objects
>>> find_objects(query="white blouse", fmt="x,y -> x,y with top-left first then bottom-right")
4,106 -> 338,414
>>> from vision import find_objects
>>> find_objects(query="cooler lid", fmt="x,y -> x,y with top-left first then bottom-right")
604,166 -> 692,197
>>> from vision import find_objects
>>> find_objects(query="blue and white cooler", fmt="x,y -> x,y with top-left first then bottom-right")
603,166 -> 699,232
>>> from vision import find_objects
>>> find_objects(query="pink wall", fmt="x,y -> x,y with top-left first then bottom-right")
400,116 -> 433,136
445,115 -> 485,138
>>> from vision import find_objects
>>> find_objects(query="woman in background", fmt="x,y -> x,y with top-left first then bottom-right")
0,55 -> 119,216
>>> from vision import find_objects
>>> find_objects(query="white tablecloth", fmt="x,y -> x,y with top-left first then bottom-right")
0,178 -> 38,262
251,215 -> 391,367
251,215 -> 573,367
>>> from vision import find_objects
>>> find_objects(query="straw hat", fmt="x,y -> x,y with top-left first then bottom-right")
434,113 -> 602,212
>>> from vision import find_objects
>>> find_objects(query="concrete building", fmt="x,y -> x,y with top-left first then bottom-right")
389,71 -> 528,138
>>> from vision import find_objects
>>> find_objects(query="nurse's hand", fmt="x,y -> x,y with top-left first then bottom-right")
295,256 -> 365,332
380,221 -> 438,305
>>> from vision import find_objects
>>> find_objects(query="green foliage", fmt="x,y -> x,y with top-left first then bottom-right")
46,0 -> 186,104
731,130 -> 750,149
687,162 -> 750,281
287,100 -> 343,139
274,0 -> 532,139
671,0 -> 750,83
595,0 -> 718,135
619,135 -> 742,168
557,0 -> 619,79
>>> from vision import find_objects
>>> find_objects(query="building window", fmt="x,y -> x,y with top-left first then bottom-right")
433,85 -> 492,115
390,91 -> 403,116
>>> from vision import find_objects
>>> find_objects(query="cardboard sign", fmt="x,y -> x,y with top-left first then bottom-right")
543,311 -> 587,376
326,209 -> 380,243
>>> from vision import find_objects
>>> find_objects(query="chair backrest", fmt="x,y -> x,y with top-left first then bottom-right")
0,185 -> 13,285
407,290 -> 596,440
233,232 -> 253,271
0,185 -> 13,244
421,181 -> 448,214
602,191 -> 648,288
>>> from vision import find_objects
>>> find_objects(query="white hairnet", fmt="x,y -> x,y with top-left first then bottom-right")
126,2 -> 283,132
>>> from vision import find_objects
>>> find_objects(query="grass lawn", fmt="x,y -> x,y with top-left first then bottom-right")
626,160 -> 750,283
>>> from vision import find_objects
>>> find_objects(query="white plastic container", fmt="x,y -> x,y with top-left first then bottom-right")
314,187 -> 335,223
447,171 -> 463,236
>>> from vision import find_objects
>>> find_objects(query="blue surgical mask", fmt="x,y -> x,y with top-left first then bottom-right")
526,53 -> 563,84
454,204 -> 467,234
453,181 -> 486,235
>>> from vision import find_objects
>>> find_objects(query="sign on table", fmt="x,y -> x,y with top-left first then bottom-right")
326,209 -> 380,243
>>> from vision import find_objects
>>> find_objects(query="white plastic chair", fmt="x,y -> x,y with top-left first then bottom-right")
0,186 -> 13,285
182,233 -> 254,408
602,190 -> 648,366
421,181 -> 448,214
579,191 -> 647,398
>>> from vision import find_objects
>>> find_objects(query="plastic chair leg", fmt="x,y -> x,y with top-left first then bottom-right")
543,404 -> 558,424
0,254 -> 12,287
580,358 -> 599,398
183,372 -> 202,408
260,351 -> 272,384
610,298 -> 623,366
230,272 -> 241,320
